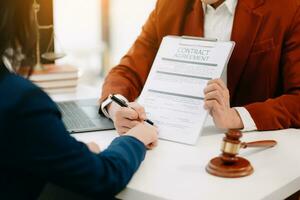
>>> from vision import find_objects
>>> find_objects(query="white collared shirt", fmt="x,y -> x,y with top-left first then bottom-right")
102,0 -> 257,131
203,0 -> 257,131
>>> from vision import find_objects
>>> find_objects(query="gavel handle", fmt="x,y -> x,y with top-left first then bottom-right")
241,140 -> 277,149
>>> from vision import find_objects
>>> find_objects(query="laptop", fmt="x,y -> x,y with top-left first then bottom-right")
56,98 -> 115,133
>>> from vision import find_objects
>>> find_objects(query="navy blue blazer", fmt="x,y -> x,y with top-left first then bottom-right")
0,66 -> 146,199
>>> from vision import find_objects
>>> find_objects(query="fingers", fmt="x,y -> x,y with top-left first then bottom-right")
204,90 -> 225,106
113,103 -> 145,135
117,126 -> 131,135
128,102 -> 147,120
147,140 -> 158,150
109,101 -> 148,135
116,107 -> 139,120
115,117 -> 140,128
204,79 -> 230,108
115,120 -> 140,135
204,99 -> 221,111
145,124 -> 159,150
207,78 -> 227,90
204,81 -> 224,94
125,122 -> 159,149
205,79 -> 229,97
203,79 -> 233,129
86,142 -> 101,154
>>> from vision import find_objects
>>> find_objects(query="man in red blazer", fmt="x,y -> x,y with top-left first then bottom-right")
100,0 -> 300,133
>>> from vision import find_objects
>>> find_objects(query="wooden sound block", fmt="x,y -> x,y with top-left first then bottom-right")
206,156 -> 254,178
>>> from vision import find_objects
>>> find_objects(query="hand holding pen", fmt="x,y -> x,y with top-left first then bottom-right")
110,94 -> 154,125
107,94 -> 158,149
107,94 -> 155,135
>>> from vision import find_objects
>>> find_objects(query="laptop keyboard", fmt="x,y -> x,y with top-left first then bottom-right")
57,101 -> 97,131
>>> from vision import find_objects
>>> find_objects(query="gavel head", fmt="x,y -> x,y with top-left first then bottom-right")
220,130 -> 243,164
206,129 -> 254,178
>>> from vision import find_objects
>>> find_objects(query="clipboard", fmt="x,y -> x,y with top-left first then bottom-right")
138,35 -> 235,145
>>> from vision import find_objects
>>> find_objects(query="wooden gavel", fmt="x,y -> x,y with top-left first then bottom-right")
206,130 -> 277,178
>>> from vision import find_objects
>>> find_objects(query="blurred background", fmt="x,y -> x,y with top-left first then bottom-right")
38,0 -> 156,86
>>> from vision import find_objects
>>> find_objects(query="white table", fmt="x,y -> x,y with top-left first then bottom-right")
52,86 -> 300,200
72,129 -> 300,200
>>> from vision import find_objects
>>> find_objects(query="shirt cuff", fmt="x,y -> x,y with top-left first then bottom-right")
100,94 -> 129,119
234,107 -> 257,132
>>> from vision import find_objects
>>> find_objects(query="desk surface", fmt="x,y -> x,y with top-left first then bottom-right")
52,86 -> 300,200
73,128 -> 300,200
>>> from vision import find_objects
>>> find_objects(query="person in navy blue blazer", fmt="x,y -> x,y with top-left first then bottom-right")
0,0 -> 158,199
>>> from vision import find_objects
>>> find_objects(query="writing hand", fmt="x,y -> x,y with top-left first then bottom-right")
108,102 -> 147,134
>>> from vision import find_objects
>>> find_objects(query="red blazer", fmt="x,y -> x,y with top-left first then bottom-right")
101,0 -> 300,130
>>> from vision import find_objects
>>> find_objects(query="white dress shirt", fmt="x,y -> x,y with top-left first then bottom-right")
102,0 -> 257,131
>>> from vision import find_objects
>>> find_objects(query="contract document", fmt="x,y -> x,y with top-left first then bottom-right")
138,36 -> 235,145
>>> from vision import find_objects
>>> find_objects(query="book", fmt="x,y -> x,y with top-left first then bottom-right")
34,79 -> 78,89
29,64 -> 78,82
19,64 -> 79,94
44,87 -> 77,94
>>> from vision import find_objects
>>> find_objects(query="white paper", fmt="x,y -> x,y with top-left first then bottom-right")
138,36 -> 235,145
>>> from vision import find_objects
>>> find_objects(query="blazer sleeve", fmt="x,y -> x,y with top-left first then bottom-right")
4,88 -> 146,199
100,2 -> 160,103
245,7 -> 300,130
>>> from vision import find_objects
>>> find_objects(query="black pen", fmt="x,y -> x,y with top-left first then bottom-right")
109,94 -> 154,126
